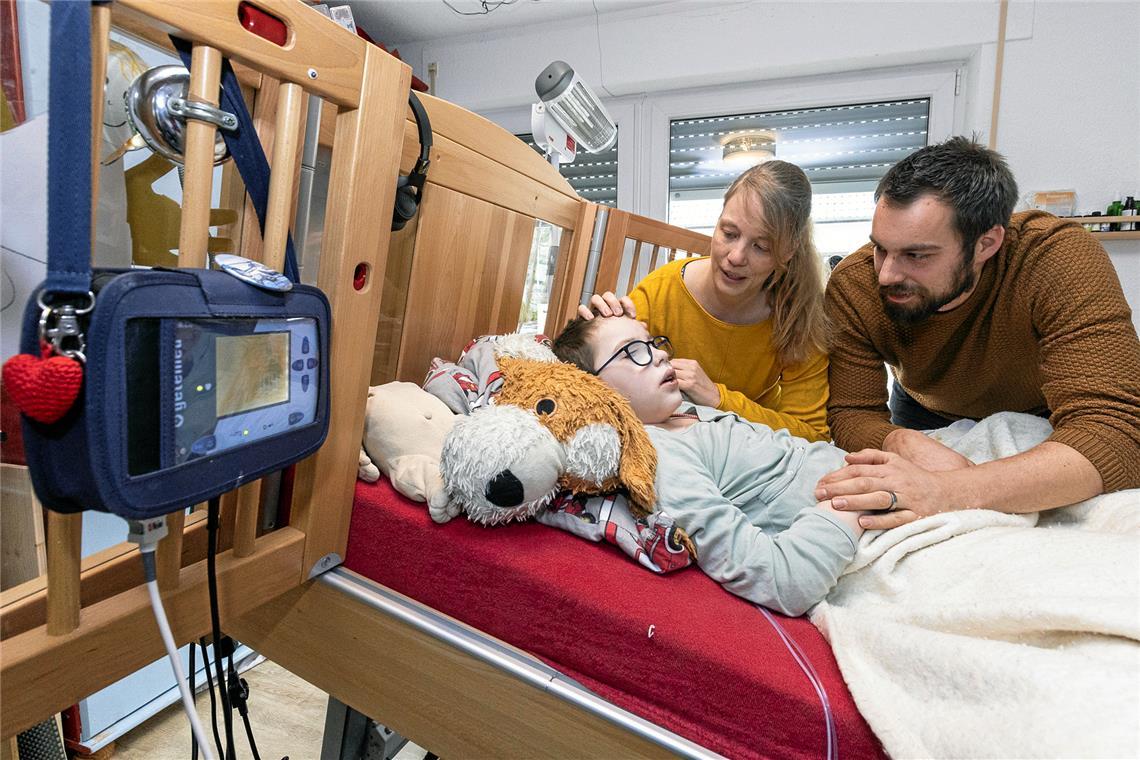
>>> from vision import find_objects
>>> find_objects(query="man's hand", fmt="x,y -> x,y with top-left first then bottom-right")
578,291 -> 636,320
882,428 -> 975,472
815,449 -> 955,530
671,358 -> 720,407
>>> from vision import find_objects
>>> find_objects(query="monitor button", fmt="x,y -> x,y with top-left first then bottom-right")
301,337 -> 310,354
301,374 -> 310,392
191,435 -> 217,455
306,358 -> 317,369
289,411 -> 304,425
292,359 -> 305,371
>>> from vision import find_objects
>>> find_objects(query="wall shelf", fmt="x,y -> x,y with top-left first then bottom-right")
1065,216 -> 1140,241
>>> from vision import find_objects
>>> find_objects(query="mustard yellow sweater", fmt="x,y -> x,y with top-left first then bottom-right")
826,211 -> 1140,492
629,258 -> 830,441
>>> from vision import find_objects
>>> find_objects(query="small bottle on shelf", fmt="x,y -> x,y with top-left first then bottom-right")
1089,211 -> 1104,232
1107,197 -> 1123,231
1122,196 -> 1137,232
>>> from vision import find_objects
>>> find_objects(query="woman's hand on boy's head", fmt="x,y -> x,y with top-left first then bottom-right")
579,292 -> 637,320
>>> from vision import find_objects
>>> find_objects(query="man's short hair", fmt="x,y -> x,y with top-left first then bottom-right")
876,136 -> 1019,257
552,315 -> 601,374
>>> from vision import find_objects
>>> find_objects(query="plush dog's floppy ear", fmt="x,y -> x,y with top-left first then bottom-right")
609,398 -> 657,517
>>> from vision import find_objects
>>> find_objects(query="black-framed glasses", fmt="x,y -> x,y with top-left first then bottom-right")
593,336 -> 673,374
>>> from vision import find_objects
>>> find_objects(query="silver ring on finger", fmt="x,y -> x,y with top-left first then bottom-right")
886,490 -> 899,511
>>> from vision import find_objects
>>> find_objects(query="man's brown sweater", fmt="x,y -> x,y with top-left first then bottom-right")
826,210 -> 1140,492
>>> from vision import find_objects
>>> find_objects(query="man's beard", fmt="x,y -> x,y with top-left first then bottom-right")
880,255 -> 977,325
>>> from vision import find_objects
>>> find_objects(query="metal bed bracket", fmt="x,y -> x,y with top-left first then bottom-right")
309,552 -> 345,579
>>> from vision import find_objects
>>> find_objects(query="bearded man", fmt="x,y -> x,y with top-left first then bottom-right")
818,137 -> 1140,530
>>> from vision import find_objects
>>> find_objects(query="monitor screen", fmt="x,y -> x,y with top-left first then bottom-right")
215,331 -> 290,417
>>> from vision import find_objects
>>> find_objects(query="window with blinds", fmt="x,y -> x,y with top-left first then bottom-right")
518,132 -> 618,208
668,99 -> 930,256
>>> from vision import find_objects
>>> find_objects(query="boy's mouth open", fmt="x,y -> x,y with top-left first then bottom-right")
661,369 -> 678,387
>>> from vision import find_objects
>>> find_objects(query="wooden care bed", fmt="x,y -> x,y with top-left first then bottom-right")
1,3 -> 881,757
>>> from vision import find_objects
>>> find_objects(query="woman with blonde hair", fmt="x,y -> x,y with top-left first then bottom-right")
581,160 -> 830,441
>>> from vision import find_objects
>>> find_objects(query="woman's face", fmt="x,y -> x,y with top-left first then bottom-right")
708,189 -> 779,304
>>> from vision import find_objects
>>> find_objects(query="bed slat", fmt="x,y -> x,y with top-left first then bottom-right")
44,514 -> 81,636
177,43 -> 222,269
262,80 -> 304,271
156,512 -> 184,589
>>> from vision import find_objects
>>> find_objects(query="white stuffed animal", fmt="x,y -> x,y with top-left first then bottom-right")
359,382 -> 456,504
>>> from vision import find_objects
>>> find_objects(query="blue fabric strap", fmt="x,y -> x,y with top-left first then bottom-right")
46,0 -> 94,296
45,6 -> 299,292
172,39 -> 300,283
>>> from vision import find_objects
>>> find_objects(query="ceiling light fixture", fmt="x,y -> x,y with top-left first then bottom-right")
721,129 -> 776,167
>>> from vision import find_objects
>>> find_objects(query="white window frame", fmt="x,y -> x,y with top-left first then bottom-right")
643,62 -> 963,221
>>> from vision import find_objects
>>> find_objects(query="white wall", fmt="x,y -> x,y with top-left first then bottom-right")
397,0 -> 1140,325
995,1 -> 1139,318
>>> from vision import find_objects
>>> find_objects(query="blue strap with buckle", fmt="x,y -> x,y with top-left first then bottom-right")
44,0 -> 301,308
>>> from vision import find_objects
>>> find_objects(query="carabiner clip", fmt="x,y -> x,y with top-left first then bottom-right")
37,291 -> 95,363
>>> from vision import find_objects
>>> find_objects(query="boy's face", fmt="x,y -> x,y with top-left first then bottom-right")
591,317 -> 682,424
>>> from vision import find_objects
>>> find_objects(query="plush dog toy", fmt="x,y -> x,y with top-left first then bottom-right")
430,357 -> 658,526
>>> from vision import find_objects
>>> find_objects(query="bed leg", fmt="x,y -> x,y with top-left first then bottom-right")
320,697 -> 412,760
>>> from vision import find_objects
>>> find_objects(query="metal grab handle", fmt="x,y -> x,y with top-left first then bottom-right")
168,96 -> 238,131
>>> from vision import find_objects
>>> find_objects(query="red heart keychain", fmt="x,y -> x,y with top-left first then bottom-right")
2,349 -> 84,424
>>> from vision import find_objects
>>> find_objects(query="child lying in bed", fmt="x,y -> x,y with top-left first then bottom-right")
553,314 -> 865,616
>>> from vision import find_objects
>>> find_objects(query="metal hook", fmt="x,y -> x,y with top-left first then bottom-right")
37,291 -> 95,363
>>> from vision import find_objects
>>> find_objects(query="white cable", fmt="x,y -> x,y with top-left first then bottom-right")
142,551 -> 218,760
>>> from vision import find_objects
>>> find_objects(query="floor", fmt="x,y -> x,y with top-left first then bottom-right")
111,658 -> 428,760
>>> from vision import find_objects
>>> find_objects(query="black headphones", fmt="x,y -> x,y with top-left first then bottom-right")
392,91 -> 432,232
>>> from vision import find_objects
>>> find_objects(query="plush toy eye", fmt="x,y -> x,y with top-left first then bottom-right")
535,398 -> 556,416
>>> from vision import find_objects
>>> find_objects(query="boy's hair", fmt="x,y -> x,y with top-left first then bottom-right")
876,136 -> 1019,260
552,315 -> 602,374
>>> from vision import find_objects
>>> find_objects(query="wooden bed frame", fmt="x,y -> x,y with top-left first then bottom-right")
0,3 -> 716,756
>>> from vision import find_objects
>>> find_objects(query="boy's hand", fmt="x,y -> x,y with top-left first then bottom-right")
882,428 -> 974,472
672,358 -> 719,407
578,292 -> 636,320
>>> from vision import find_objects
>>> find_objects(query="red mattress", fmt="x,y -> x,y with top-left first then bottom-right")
345,477 -> 883,759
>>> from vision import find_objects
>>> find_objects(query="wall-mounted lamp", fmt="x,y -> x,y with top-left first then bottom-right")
532,60 -> 617,166
721,129 -> 776,167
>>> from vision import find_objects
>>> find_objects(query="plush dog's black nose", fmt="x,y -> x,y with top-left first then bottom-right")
485,470 -> 524,507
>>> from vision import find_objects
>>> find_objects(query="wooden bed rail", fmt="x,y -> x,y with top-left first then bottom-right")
1,0 -> 410,739
594,209 -> 712,298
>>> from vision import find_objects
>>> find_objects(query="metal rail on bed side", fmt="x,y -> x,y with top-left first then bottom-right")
324,569 -> 722,760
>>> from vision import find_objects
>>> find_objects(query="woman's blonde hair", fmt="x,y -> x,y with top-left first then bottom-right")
723,160 -> 828,364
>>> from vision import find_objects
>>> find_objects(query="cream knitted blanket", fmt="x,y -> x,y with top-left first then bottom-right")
812,413 -> 1140,758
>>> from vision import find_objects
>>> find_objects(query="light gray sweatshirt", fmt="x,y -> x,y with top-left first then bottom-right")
646,406 -> 857,616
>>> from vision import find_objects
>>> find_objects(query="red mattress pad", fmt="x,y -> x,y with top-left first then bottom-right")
345,477 -> 883,759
